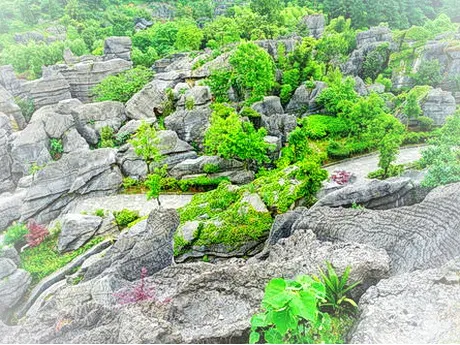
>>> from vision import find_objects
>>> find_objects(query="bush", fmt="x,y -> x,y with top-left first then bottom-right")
113,209 -> 140,229
177,176 -> 230,192
15,97 -> 35,122
203,163 -> 220,174
92,66 -> 154,103
301,115 -> 350,140
122,176 -> 141,189
412,59 -> 443,87
250,275 -> 336,344
3,223 -> 28,246
185,96 -> 195,110
49,138 -> 64,160
368,164 -> 404,179
25,220 -> 49,248
94,209 -> 105,217
327,141 -> 351,160
417,116 -> 435,131
99,126 -> 115,148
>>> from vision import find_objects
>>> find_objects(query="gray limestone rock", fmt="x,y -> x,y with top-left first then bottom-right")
103,37 -> 132,61
164,107 -> 212,146
285,82 -> 327,115
170,155 -> 244,179
0,128 -> 14,193
58,214 -> 103,253
293,183 -> 460,274
302,14 -> 326,39
0,85 -> 26,130
0,191 -> 25,232
421,88 -> 456,126
0,268 -> 31,321
251,96 -> 284,117
352,258 -> 460,343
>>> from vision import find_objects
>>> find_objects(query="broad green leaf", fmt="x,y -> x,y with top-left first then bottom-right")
264,328 -> 284,344
250,313 -> 267,330
249,331 -> 260,344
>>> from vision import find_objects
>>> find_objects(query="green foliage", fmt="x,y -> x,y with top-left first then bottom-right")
113,209 -> 140,229
15,97 -> 35,122
185,96 -> 195,110
3,223 -> 28,246
93,209 -> 105,217
300,115 -> 349,140
362,44 -> 391,81
229,42 -> 276,104
203,16 -> 241,48
204,104 -> 273,169
144,173 -> 162,201
368,164 -> 404,179
175,22 -> 204,51
49,138 -> 64,160
206,69 -> 232,103
175,176 -> 230,192
412,59 -> 443,87
93,66 -> 153,103
417,116 -> 434,131
316,262 -> 360,313
122,176 -> 140,189
129,121 -> 163,174
375,75 -> 393,92
99,126 -> 115,148
250,275 -> 336,344
203,163 -> 220,174
420,111 -> 460,187
404,91 -> 422,120
20,234 -> 103,285
316,17 -> 356,63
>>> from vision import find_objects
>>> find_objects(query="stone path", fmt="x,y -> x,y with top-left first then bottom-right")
325,146 -> 425,182
70,194 -> 194,216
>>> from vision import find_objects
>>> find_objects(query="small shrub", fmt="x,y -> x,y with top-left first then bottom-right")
122,177 -> 141,189
185,96 -> 195,110
94,209 -> 105,217
327,141 -> 351,160
15,97 -> 35,123
114,267 -> 171,305
25,220 -> 49,248
144,174 -> 162,203
316,261 -> 360,313
250,275 -> 336,344
412,59 -> 443,87
417,116 -> 435,131
368,164 -> 404,180
330,171 -> 352,185
49,138 -> 64,160
113,209 -> 140,229
3,223 -> 28,246
100,126 -> 115,148
177,176 -> 230,192
203,163 -> 221,174
240,106 -> 261,118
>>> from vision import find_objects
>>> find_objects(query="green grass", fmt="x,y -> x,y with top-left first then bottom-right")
20,234 -> 104,286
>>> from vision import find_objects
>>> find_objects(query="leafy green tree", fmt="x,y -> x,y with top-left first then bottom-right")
175,22 -> 204,51
420,111 -> 460,187
204,104 -> 273,169
229,42 -> 276,104
145,173 -> 162,205
250,0 -> 283,22
92,66 -> 153,103
203,16 -> 241,48
129,121 -> 163,175
404,92 -> 422,123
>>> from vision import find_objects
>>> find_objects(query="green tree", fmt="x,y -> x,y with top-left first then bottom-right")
129,121 -> 163,175
175,22 -> 203,51
229,42 -> 276,104
404,92 -> 422,123
204,104 -> 273,170
250,0 -> 283,22
413,59 -> 443,87
144,173 -> 162,206
203,16 -> 241,48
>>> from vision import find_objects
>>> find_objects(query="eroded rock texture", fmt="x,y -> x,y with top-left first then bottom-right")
293,183 -> 460,274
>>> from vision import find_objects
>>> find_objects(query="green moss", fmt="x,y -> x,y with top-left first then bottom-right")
20,235 -> 104,286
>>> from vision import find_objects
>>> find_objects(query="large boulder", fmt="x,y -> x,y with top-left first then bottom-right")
285,82 -> 327,115
58,214 -> 103,253
352,258 -> 460,343
315,176 -> 430,210
0,65 -> 23,97
0,128 -> 15,193
261,113 -> 297,143
20,149 -> 122,225
0,85 -> 26,130
251,96 -> 284,117
421,88 -> 456,126
103,37 -> 132,61
170,155 -> 244,179
293,183 -> 460,274
302,14 -> 326,39
0,260 -> 31,321
0,191 -> 25,232
176,86 -> 211,109
55,59 -> 132,102
83,208 -> 180,281
164,107 -> 212,146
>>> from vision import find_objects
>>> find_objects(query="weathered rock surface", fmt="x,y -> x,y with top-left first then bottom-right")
170,155 -> 244,179
285,82 -> 327,115
315,176 -> 430,210
176,86 -> 211,109
83,208 -> 179,281
20,149 -> 122,225
0,191 -> 25,232
0,260 -> 31,321
55,59 -> 132,102
251,96 -> 284,117
352,258 -> 460,344
293,183 -> 460,274
302,14 -> 326,39
1,227 -> 389,343
58,214 -> 103,253
0,85 -> 26,130
164,107 -> 212,146
261,113 -> 297,143
0,128 -> 15,193
104,37 -> 132,61
421,88 -> 456,126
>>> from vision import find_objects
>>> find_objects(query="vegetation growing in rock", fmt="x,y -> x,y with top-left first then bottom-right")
113,209 -> 140,229
129,121 -> 162,175
3,222 -> 28,247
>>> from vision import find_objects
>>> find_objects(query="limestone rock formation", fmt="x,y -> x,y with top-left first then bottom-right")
164,107 -> 212,146
170,155 -> 244,179
0,85 -> 26,130
293,183 -> 460,274
0,191 -> 25,232
352,258 -> 460,343
0,259 -> 31,321
0,127 -> 15,193
83,208 -> 180,281
285,82 -> 327,115
20,149 -> 122,225
421,88 -> 457,126
302,14 -> 326,39
103,37 -> 132,61
251,96 -> 284,117
58,214 -> 103,253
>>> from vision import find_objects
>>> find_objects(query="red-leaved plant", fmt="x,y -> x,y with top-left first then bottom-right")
25,219 -> 49,247
114,267 -> 172,305
331,170 -> 352,185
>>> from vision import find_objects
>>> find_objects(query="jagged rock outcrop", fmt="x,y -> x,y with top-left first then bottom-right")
0,124 -> 15,193
170,155 -> 245,180
58,214 -> 103,253
0,85 -> 26,130
285,82 -> 327,115
302,14 -> 326,39
0,226 -> 389,343
176,86 -> 211,109
251,96 -> 284,117
0,191 -> 25,232
293,183 -> 460,274
0,259 -> 31,321
421,88 -> 457,126
352,258 -> 460,343
20,149 -> 122,225
164,107 -> 212,146
21,68 -> 71,109
314,176 -> 430,210
54,59 -> 132,102
84,208 -> 179,282
261,113 -> 297,143
103,37 -> 132,61
0,65 -> 23,97
343,26 -> 394,77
